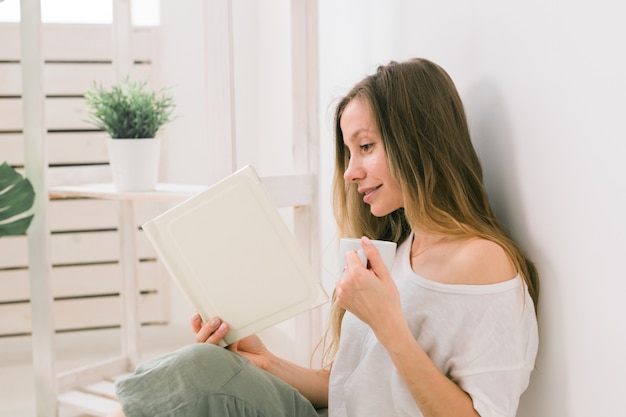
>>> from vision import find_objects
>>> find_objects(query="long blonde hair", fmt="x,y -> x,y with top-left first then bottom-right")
321,58 -> 539,369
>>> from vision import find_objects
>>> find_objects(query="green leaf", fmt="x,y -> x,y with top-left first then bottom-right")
0,215 -> 34,236
0,161 -> 22,189
0,162 -> 36,237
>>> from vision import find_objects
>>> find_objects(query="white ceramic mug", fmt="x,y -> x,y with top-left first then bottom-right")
339,238 -> 397,274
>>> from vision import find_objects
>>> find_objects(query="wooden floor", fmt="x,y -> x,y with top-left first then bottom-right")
0,324 -> 191,417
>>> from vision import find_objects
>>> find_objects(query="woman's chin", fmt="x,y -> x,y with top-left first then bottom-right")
369,206 -> 390,218
368,201 -> 403,218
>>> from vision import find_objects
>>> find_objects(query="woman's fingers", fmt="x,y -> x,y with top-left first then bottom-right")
192,314 -> 229,345
190,312 -> 203,334
205,321 -> 229,345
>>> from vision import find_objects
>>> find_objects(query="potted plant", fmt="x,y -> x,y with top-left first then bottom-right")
0,162 -> 35,238
84,77 -> 175,192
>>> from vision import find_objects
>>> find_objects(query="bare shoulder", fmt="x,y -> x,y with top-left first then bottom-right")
447,237 -> 517,285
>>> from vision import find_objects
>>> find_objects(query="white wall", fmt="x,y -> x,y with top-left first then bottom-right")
318,0 -> 626,416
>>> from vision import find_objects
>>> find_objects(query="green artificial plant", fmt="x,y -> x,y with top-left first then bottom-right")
0,162 -> 35,237
84,77 -> 175,139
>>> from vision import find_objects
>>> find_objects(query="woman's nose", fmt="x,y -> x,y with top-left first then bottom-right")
343,158 -> 363,183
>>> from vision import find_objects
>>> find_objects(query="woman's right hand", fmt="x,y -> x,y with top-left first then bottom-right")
190,313 -> 229,345
190,313 -> 272,371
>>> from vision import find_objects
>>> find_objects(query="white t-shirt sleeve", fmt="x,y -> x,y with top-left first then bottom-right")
464,370 -> 534,417
448,293 -> 539,417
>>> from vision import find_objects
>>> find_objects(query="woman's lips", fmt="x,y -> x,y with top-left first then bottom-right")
361,185 -> 382,204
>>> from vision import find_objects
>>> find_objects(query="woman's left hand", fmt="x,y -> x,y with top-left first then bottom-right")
227,335 -> 273,371
335,237 -> 404,340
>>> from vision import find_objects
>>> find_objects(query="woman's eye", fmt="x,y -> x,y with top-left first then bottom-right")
360,143 -> 374,152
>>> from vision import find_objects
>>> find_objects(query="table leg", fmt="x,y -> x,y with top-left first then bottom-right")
118,200 -> 140,369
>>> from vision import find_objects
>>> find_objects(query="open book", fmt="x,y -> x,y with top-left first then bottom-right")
142,166 -> 329,346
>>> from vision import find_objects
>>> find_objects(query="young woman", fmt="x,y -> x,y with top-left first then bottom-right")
109,58 -> 538,417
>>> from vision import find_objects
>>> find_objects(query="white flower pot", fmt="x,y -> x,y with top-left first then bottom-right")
107,138 -> 161,192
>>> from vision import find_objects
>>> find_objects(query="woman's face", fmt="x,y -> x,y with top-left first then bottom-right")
341,98 -> 404,217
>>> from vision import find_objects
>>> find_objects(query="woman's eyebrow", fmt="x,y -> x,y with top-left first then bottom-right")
346,128 -> 372,143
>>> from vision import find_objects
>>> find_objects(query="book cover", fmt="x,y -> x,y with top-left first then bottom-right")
142,165 -> 328,346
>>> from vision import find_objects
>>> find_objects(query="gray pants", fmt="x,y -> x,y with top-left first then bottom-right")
116,343 -> 323,417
